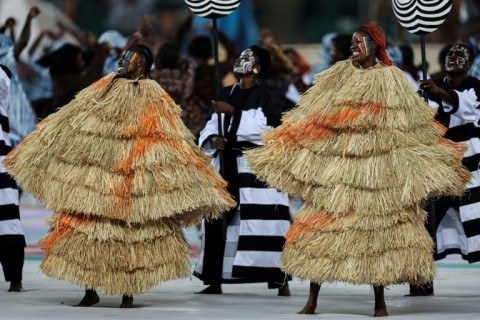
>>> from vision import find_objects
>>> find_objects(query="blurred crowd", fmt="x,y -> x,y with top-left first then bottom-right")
1,0 -> 480,144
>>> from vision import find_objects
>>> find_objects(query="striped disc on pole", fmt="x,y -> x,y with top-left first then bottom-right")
392,0 -> 452,35
184,0 -> 241,19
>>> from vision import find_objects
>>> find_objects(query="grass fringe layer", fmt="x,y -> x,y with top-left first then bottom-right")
285,217 -> 434,258
261,123 -> 446,157
246,143 -> 467,191
281,247 -> 435,286
41,231 -> 189,270
41,254 -> 191,295
46,212 -> 182,242
31,178 -> 232,223
292,203 -> 427,230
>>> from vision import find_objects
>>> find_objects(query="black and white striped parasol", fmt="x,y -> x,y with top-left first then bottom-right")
184,0 -> 241,19
392,0 -> 452,35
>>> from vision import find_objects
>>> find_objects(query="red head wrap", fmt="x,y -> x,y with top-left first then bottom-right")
359,24 -> 392,66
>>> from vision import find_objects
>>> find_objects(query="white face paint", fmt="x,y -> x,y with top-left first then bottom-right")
233,49 -> 256,75
445,45 -> 471,73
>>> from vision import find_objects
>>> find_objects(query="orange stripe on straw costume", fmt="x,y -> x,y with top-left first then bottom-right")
268,102 -> 386,143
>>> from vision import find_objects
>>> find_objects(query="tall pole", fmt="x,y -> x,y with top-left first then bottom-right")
420,33 -> 436,243
420,34 -> 428,100
184,0 -> 241,175
184,0 -> 241,243
212,18 -> 224,176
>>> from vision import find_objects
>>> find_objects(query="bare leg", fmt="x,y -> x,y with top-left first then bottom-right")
297,282 -> 320,314
8,281 -> 25,292
120,295 -> 133,308
74,289 -> 99,307
196,283 -> 222,294
373,285 -> 388,317
278,283 -> 291,296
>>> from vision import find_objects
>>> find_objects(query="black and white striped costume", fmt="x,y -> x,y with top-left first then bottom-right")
0,65 -> 25,283
194,84 -> 291,286
428,76 -> 480,263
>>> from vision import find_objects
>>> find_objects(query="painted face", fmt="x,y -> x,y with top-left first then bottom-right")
233,49 -> 256,75
118,50 -> 141,75
445,45 -> 471,73
350,31 -> 372,63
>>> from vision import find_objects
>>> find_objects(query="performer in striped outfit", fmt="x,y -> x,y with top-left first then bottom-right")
0,64 -> 25,292
194,45 -> 291,295
420,43 -> 480,263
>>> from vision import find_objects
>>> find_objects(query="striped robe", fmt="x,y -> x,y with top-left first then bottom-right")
0,66 -> 25,249
194,84 -> 291,285
428,76 -> 480,263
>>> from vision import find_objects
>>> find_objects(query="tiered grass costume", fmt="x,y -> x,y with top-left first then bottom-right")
244,60 -> 470,286
4,74 -> 235,295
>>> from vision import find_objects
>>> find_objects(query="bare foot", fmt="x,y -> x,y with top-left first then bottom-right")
120,295 -> 133,308
8,281 -> 25,292
195,284 -> 222,294
74,290 -> 99,307
374,308 -> 389,317
297,282 -> 321,314
278,283 -> 291,296
297,302 -> 316,314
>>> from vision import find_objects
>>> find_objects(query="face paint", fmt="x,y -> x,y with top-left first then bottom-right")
445,45 -> 471,73
123,51 -> 140,75
359,37 -> 370,57
350,33 -> 370,61
233,49 -> 255,74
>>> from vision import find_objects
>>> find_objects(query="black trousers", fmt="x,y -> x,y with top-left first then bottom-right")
0,246 -> 24,282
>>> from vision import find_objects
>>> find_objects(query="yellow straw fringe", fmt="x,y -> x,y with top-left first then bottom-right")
41,232 -> 190,270
262,124 -> 446,157
293,203 -> 427,229
30,179 -> 232,223
41,254 -> 191,296
281,248 -> 436,286
46,212 -> 182,243
248,143 -> 466,190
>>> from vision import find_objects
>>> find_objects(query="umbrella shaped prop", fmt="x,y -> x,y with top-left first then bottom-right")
392,0 -> 452,99
184,0 -> 241,175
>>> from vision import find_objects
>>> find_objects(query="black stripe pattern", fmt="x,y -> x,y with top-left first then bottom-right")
0,235 -> 26,247
0,113 -> 10,133
0,204 -> 21,221
184,0 -> 241,19
1,68 -> 24,247
392,0 -> 453,35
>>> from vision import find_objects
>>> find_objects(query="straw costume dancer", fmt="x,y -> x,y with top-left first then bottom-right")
3,44 -> 235,307
244,25 -> 469,317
